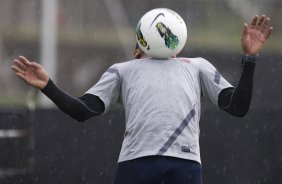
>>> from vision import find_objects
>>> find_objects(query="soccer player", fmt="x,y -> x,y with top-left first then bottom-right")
12,15 -> 272,184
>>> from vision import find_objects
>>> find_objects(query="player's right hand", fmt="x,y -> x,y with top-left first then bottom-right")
241,15 -> 273,55
11,56 -> 49,90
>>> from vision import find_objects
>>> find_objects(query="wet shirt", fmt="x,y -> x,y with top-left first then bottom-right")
86,57 -> 233,163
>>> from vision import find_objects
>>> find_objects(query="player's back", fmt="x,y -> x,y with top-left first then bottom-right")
116,57 -> 202,163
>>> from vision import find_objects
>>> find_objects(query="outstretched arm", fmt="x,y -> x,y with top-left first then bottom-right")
40,79 -> 105,122
218,15 -> 273,117
12,56 -> 105,122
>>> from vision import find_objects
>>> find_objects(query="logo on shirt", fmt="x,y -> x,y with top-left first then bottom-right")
178,57 -> 191,63
181,146 -> 191,153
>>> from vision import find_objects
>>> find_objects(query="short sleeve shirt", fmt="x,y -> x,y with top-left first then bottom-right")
86,57 -> 233,163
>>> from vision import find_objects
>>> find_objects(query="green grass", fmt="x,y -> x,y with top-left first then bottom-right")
0,96 -> 28,107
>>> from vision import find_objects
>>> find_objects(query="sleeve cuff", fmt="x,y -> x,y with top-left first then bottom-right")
241,54 -> 259,63
40,79 -> 55,95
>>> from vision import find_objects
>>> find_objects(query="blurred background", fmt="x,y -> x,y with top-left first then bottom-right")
0,0 -> 281,184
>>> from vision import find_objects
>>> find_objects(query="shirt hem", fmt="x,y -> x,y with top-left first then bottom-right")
118,151 -> 201,164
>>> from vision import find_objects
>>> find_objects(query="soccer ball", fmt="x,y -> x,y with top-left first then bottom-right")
136,8 -> 187,59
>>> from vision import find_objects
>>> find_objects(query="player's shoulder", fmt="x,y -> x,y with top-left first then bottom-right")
107,59 -> 143,75
108,59 -> 136,68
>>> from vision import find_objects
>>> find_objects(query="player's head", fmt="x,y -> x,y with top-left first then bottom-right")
134,43 -> 145,59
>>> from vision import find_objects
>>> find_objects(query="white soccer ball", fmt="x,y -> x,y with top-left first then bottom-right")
136,8 -> 187,59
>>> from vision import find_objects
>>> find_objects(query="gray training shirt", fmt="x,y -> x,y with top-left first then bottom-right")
86,57 -> 233,163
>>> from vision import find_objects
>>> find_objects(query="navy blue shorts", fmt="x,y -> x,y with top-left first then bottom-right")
113,156 -> 203,184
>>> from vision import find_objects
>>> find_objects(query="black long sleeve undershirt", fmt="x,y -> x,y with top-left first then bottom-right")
218,61 -> 256,117
41,80 -> 105,122
41,59 -> 256,122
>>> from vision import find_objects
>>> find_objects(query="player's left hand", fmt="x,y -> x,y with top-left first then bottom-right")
241,15 -> 273,55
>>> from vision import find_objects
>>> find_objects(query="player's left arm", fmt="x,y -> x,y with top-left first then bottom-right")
218,15 -> 273,117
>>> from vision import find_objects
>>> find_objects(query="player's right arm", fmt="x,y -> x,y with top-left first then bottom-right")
204,15 -> 272,117
12,56 -> 105,122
